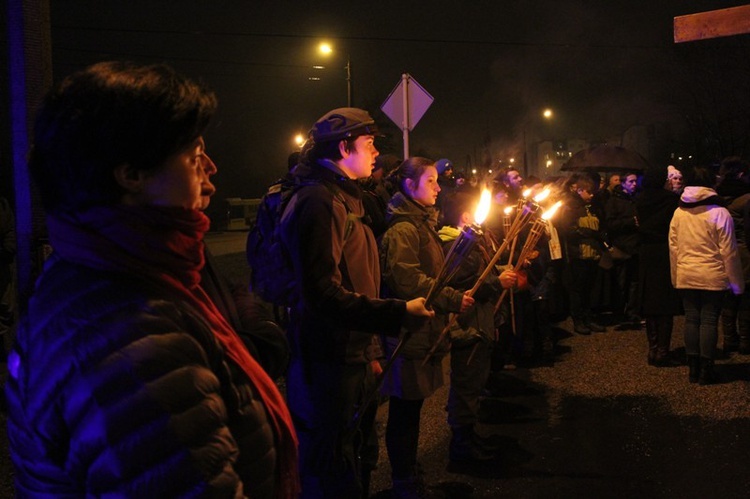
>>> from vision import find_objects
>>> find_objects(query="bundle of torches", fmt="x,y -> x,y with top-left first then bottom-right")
422,187 -> 562,365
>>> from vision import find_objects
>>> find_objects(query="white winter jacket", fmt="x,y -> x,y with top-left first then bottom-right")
668,186 -> 744,294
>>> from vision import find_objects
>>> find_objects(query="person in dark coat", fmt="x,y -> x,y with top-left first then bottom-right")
279,108 -> 433,499
605,172 -> 642,328
715,156 -> 750,355
557,176 -> 608,335
438,191 -> 516,463
635,165 -> 682,366
5,61 -> 299,498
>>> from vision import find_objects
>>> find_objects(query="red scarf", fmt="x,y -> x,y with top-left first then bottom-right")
47,205 -> 299,498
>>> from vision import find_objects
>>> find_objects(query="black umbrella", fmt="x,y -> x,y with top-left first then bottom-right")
562,145 -> 651,172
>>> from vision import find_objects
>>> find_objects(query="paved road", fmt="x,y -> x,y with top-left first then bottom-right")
368,324 -> 750,499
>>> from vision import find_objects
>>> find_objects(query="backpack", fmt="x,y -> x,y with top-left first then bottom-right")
246,176 -> 356,306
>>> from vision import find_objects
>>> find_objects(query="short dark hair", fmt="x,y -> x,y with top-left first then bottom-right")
440,191 -> 475,227
29,61 -> 217,214
719,156 -> 748,180
575,176 -> 595,193
685,166 -> 717,188
303,136 -> 357,165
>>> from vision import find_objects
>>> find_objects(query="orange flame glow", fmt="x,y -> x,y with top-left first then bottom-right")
533,188 -> 551,203
542,200 -> 562,220
474,189 -> 492,225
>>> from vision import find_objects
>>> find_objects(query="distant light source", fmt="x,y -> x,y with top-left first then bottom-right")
294,134 -> 305,147
319,42 -> 333,54
308,77 -> 321,81
312,65 -> 325,70
317,40 -> 352,106
543,108 -> 553,119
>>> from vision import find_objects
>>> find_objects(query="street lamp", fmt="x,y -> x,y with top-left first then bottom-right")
523,108 -> 554,178
318,42 -> 352,107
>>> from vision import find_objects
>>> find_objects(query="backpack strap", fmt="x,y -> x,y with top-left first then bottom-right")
319,181 -> 361,244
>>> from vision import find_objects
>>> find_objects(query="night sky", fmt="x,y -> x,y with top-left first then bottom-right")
49,0 -> 749,217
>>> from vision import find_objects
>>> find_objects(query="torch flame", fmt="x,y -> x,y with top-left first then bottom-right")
474,189 -> 492,225
533,188 -> 551,203
522,188 -> 532,199
542,200 -> 562,220
503,206 -> 513,215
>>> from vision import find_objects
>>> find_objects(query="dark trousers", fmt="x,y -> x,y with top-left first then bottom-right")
287,360 -> 379,498
386,396 -> 424,480
613,255 -> 640,320
447,341 -> 491,429
568,258 -> 598,322
681,289 -> 724,359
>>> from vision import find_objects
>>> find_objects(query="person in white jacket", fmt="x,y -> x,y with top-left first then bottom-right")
669,167 -> 745,385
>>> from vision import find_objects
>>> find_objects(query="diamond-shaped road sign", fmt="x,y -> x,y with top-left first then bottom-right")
381,74 -> 434,131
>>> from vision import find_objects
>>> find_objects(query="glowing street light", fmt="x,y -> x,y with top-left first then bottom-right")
523,107 -> 555,178
293,133 -> 305,149
318,41 -> 352,107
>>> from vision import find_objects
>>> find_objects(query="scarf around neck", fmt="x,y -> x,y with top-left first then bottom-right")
47,204 -> 299,498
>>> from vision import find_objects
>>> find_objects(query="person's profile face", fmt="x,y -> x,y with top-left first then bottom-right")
341,134 -> 379,179
408,166 -> 441,207
140,137 -> 217,210
577,188 -> 593,203
505,170 -> 523,191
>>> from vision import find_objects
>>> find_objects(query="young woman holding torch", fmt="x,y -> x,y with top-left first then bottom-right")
378,157 -> 473,498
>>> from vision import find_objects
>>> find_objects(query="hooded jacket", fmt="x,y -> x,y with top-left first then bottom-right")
379,191 -> 464,399
668,186 -> 744,294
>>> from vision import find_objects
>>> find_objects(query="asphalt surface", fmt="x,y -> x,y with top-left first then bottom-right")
368,341 -> 750,499
1,238 -> 748,498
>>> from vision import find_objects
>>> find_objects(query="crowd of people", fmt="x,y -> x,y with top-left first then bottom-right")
4,61 -> 748,499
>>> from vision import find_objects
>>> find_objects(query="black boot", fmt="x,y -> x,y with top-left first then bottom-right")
449,425 -> 495,462
687,355 -> 700,384
653,316 -> 680,367
573,319 -> 591,336
646,319 -> 658,365
698,358 -> 717,386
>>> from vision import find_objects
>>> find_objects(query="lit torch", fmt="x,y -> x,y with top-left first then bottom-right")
423,188 -> 492,308
422,189 -> 551,365
494,200 -> 562,314
468,187 -> 550,294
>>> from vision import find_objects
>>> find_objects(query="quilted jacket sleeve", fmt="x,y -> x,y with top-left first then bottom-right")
5,261 -> 249,498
